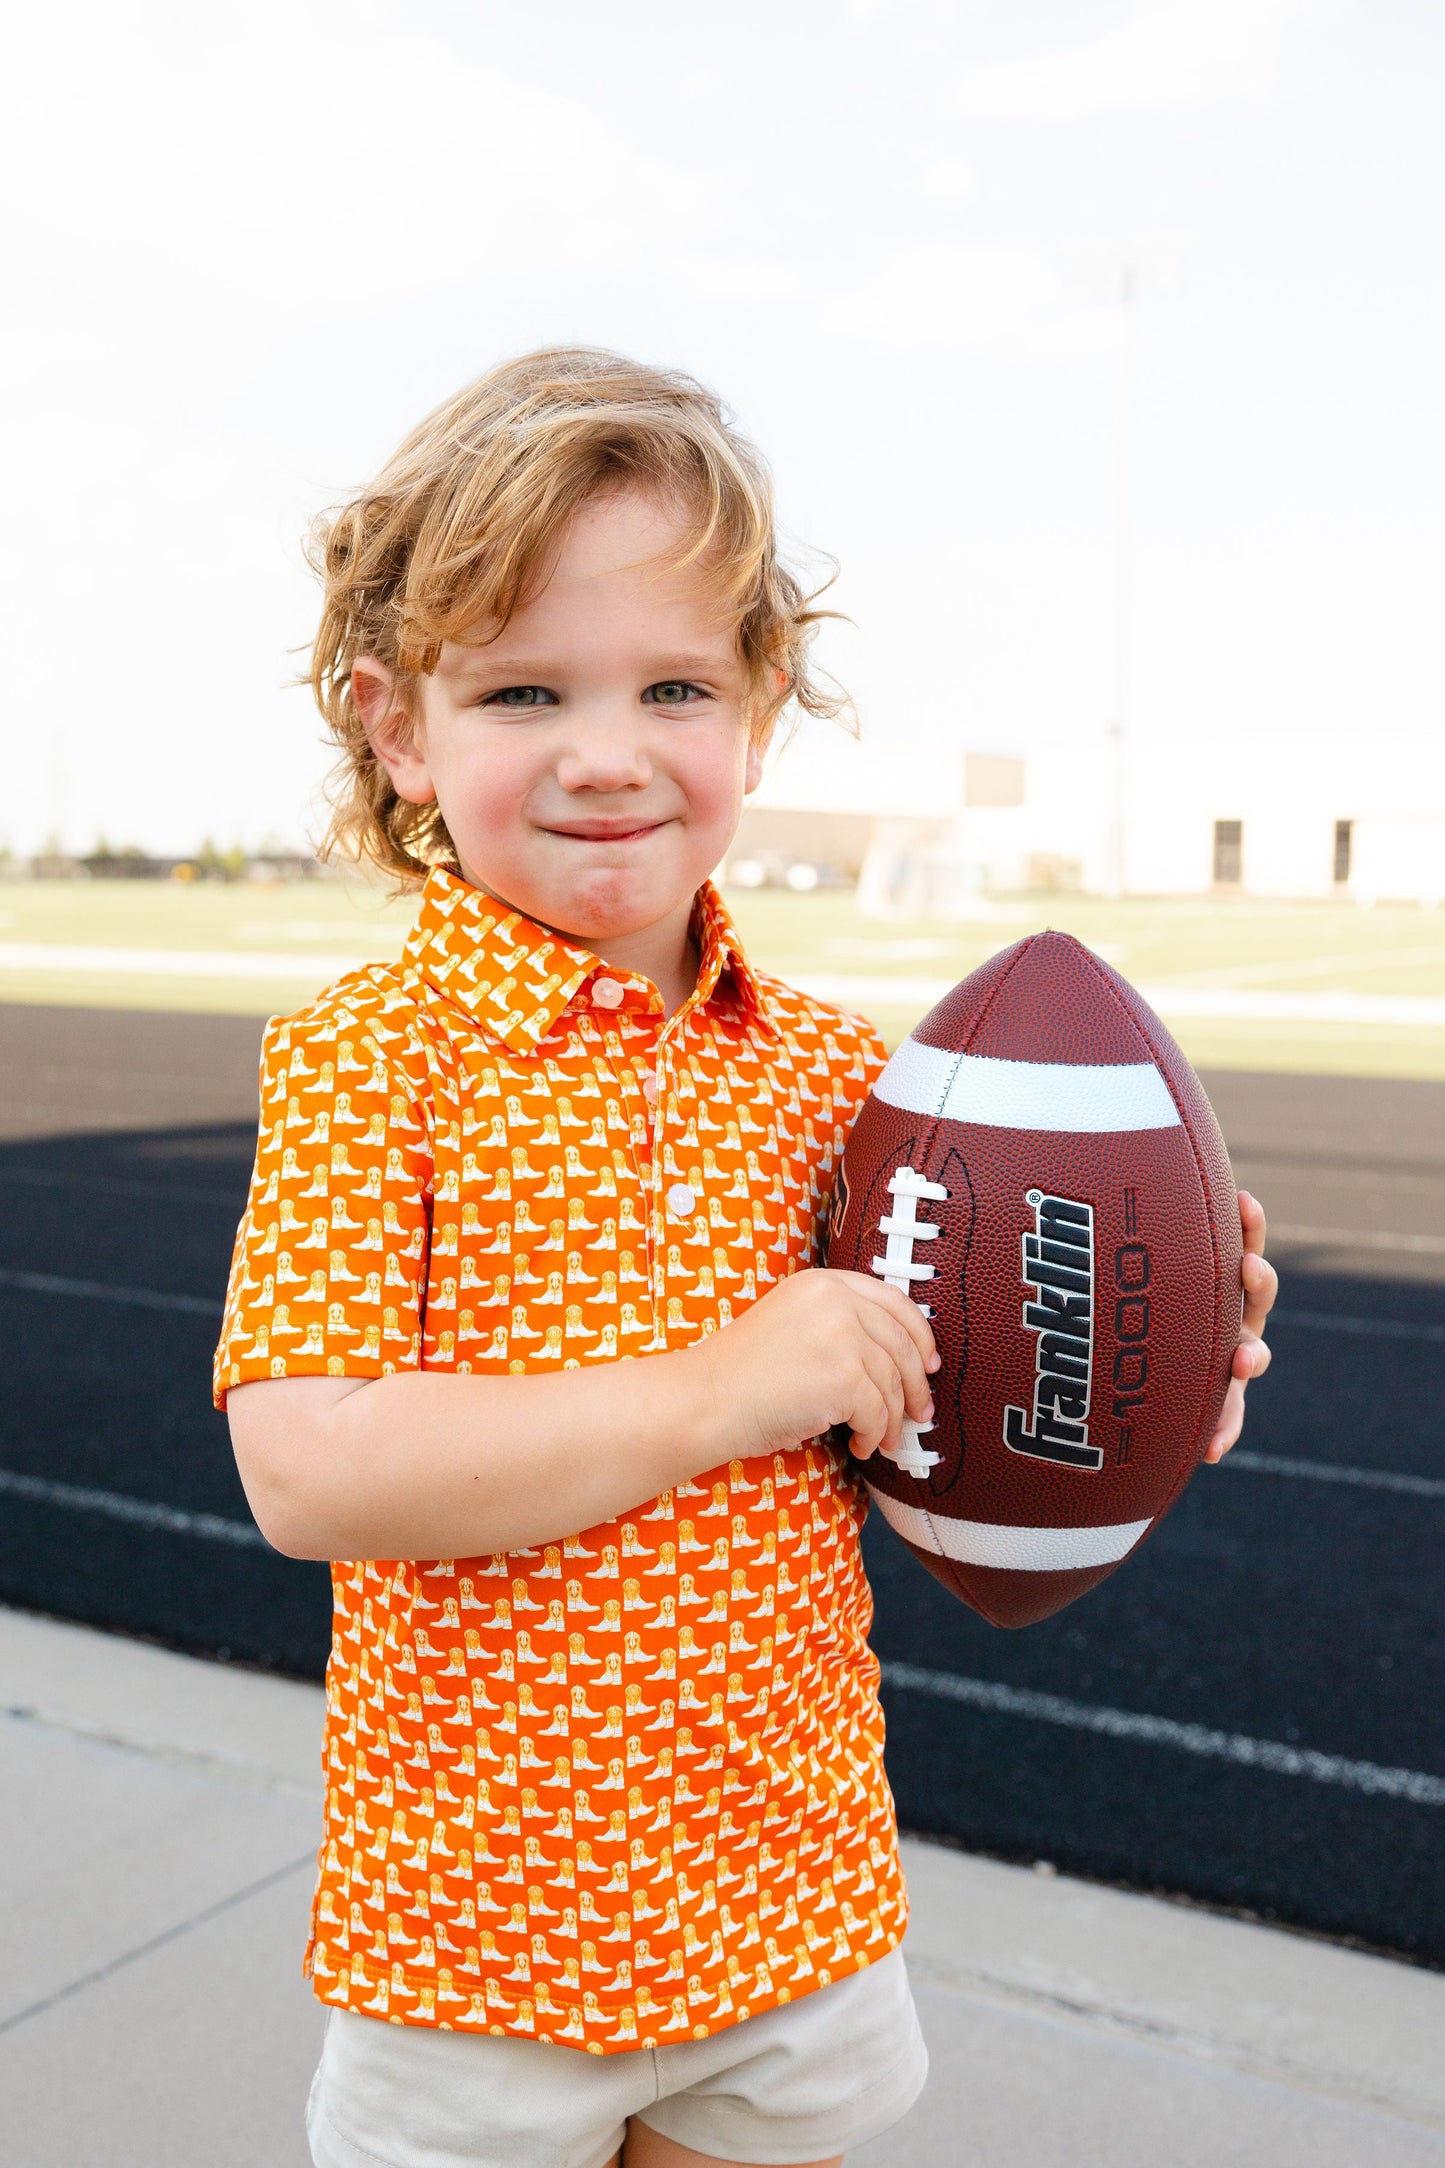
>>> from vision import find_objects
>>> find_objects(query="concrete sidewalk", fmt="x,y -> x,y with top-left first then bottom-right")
2,1606 -> 1442,2168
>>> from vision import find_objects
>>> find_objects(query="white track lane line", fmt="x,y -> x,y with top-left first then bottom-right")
5,1482 -> 1438,1797
2,1276 -> 1440,1345
0,1469 -> 267,1546
1226,1453 -> 1445,1498
878,1663 -> 1445,1805
1271,1224 -> 1445,1255
1274,1308 -> 1445,1345
0,1170 -> 239,1206
0,1268 -> 222,1315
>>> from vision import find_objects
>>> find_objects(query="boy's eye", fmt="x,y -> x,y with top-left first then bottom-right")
483,685 -> 557,709
644,681 -> 706,708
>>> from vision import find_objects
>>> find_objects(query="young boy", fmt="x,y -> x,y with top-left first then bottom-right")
217,349 -> 1275,2168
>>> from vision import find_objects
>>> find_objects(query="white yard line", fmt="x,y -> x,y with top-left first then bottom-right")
1137,986 -> 1445,1026
1154,943 -> 1445,990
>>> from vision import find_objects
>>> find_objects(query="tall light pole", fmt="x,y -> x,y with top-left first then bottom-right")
1104,265 -> 1137,899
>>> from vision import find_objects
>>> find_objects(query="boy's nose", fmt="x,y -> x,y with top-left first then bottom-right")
554,711 -> 653,793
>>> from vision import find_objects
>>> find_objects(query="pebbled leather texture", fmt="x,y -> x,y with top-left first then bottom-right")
829,932 -> 1241,1629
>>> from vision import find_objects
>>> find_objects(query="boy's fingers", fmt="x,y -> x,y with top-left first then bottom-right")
850,1344 -> 903,1459
1238,1189 -> 1268,1255
1204,1198 -> 1273,1468
1242,1252 -> 1278,1337
844,1273 -> 941,1371
1232,1334 -> 1271,1383
1205,1378 -> 1247,1461
856,1305 -> 936,1423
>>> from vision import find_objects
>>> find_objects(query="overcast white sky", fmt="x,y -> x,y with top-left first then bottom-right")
3,0 -> 1442,853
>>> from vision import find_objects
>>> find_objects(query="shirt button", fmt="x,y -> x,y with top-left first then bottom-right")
591,977 -> 624,1010
641,1072 -> 658,1104
667,1183 -> 696,1218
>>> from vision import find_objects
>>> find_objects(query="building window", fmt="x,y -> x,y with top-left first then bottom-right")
1333,819 -> 1353,885
1212,819 -> 1243,886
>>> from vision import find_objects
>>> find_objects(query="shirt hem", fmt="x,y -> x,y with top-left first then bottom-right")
308,1912 -> 908,2056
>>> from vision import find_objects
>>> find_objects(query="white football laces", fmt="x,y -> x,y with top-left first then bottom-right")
870,1166 -> 947,1477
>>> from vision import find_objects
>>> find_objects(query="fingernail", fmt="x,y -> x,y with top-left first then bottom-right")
923,1400 -> 935,1421
926,1353 -> 941,1372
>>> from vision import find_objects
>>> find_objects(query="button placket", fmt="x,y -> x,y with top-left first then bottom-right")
646,1033 -> 673,1337
603,1015 -> 663,1348
649,1008 -> 703,1345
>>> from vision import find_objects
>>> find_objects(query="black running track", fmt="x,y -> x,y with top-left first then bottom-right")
2,1004 -> 1442,1964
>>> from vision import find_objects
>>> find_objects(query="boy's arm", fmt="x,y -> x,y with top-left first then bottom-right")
228,1265 -> 939,1561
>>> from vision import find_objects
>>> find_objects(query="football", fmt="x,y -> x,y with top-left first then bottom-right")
827,931 -> 1242,1628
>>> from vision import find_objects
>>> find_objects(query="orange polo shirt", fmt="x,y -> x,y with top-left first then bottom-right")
215,869 -> 907,2052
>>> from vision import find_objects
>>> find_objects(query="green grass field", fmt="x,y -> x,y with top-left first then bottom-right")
1,878 -> 1442,1079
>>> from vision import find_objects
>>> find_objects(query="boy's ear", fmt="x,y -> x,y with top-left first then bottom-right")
744,697 -> 781,795
351,658 -> 436,805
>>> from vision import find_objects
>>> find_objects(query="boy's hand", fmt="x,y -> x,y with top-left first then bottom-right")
704,1268 -> 940,1463
1204,1189 -> 1277,1463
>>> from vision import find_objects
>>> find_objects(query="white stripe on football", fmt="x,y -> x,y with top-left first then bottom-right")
872,1040 -> 1182,1132
869,1490 -> 1153,1571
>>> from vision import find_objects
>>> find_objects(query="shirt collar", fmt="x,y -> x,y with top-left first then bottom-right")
401,868 -> 779,1053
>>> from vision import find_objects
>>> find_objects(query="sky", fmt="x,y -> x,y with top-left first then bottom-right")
3,0 -> 1442,854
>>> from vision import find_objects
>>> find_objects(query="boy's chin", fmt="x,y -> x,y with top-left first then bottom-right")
548,895 -> 679,944
460,867 -> 686,946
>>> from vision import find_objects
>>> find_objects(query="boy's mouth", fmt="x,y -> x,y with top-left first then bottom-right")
546,818 -> 669,844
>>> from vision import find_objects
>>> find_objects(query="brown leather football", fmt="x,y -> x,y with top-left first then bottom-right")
827,931 -> 1242,1628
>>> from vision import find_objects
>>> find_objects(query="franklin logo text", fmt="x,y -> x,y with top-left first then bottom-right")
1003,1190 -> 1103,1472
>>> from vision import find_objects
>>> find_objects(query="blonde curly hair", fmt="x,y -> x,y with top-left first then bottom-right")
309,346 -> 847,883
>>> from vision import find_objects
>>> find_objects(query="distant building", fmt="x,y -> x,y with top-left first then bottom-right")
723,806 -> 873,891
742,738 -> 1445,907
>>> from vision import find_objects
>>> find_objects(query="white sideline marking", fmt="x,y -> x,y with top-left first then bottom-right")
791,975 -> 1445,1028
0,1268 -> 222,1316
870,1490 -> 1150,1570
878,1663 -> 1445,1805
1,947 -> 1437,1025
873,1041 -> 1180,1132
0,942 -> 383,980
0,1469 -> 267,1547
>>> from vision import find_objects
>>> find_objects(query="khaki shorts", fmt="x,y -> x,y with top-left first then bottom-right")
306,1947 -> 928,2168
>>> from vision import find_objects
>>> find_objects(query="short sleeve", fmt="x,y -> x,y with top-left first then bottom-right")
213,997 -> 434,1403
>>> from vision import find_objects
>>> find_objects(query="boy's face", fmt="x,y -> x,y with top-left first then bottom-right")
357,490 -> 765,969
